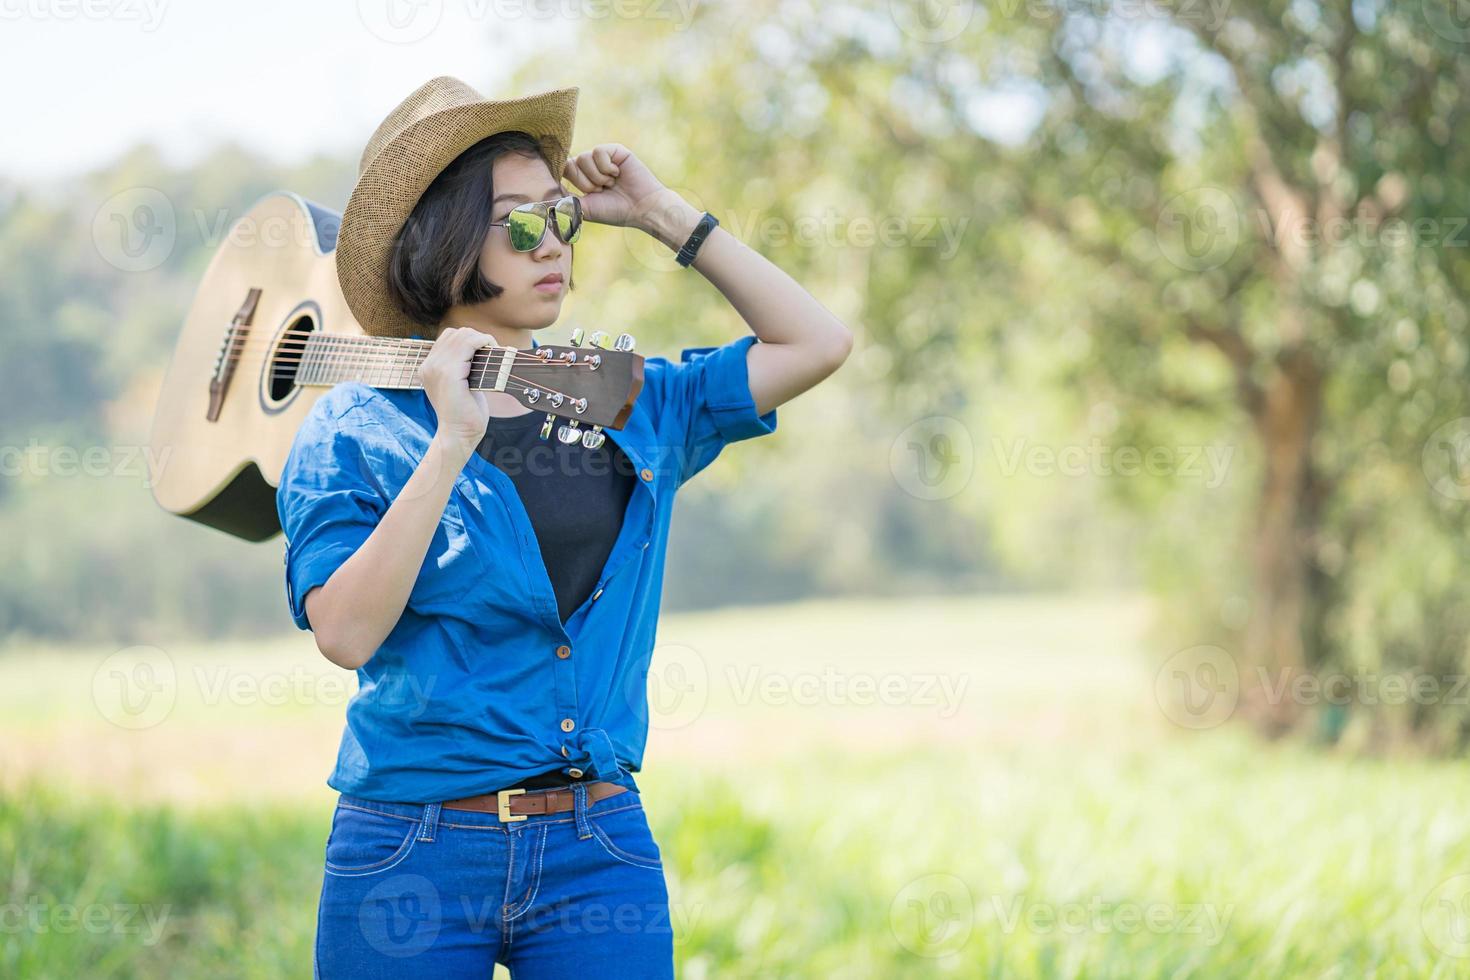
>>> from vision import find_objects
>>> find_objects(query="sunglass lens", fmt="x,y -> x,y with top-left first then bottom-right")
554,196 -> 582,244
506,205 -> 548,251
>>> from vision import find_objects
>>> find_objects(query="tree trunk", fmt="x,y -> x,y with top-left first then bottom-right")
1240,348 -> 1324,736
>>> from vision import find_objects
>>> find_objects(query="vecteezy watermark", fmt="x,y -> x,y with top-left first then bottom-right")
890,416 -> 975,502
888,0 -> 1233,44
90,648 -> 438,727
718,207 -> 970,261
1253,210 -> 1470,253
1155,186 -> 1242,273
632,643 -> 970,730
1424,873 -> 1470,958
92,191 -> 348,274
92,646 -> 177,730
0,0 -> 169,31
92,187 -> 176,273
1155,644 -> 1239,730
889,873 -> 975,958
1423,417 -> 1470,501
622,189 -> 972,273
987,894 -> 1234,945
0,439 -> 173,489
1254,668 -> 1470,708
1156,186 -> 1470,274
355,0 -> 699,44
889,874 -> 1234,958
353,876 -> 701,958
724,665 -> 971,718
358,874 -> 442,958
1423,0 -> 1470,45
992,437 -> 1235,488
189,664 -> 432,715
0,898 -> 171,946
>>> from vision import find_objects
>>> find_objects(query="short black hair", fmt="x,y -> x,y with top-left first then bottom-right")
385,129 -> 575,330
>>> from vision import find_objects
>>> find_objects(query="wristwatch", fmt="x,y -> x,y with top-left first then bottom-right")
675,211 -> 719,267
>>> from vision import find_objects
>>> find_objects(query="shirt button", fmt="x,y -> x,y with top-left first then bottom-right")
591,588 -> 603,601
640,468 -> 653,482
561,745 -> 570,758
560,718 -> 575,732
556,645 -> 571,659
567,768 -> 584,778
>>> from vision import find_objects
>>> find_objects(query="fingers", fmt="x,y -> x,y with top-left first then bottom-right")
422,327 -> 498,374
591,146 -> 619,182
563,155 -> 599,194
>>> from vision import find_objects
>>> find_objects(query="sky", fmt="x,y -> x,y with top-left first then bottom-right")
2,0 -> 578,186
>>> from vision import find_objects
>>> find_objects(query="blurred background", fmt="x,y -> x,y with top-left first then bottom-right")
5,0 -> 1470,976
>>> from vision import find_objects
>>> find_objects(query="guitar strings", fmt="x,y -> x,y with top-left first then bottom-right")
208,335 -> 597,406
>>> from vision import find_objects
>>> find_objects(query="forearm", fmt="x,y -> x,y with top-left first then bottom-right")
307,433 -> 472,669
640,194 -> 851,358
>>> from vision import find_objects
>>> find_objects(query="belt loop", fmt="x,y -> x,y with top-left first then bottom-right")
573,781 -> 593,839
418,802 -> 441,842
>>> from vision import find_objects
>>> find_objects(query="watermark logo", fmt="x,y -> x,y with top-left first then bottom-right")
92,645 -> 177,730
1423,873 -> 1470,958
357,0 -> 443,43
1423,418 -> 1470,501
1155,644 -> 1238,730
359,874 -> 443,957
889,873 -> 974,958
891,416 -> 974,501
1156,187 -> 1240,272
92,187 -> 175,272
1424,0 -> 1470,44
640,642 -> 709,730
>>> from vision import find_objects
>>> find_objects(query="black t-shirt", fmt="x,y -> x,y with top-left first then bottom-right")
474,409 -> 638,625
475,410 -> 638,791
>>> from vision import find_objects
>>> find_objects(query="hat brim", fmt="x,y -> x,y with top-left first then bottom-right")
337,87 -> 578,338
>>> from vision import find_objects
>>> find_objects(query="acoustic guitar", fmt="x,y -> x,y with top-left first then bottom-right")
146,191 -> 644,543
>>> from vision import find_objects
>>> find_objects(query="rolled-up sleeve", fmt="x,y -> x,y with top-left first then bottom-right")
276,402 -> 387,632
662,333 -> 778,486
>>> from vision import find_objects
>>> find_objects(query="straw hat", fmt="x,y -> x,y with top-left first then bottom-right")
336,76 -> 579,338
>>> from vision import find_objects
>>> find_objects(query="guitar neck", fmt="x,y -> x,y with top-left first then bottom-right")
295,333 -> 515,391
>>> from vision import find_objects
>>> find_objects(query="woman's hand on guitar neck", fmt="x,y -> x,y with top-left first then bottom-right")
417,326 -> 495,458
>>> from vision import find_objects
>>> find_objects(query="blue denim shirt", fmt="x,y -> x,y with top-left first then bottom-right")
276,333 -> 777,804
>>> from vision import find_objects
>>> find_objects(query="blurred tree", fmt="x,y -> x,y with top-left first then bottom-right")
559,0 -> 1470,741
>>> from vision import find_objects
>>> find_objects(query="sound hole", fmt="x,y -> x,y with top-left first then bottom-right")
269,313 -> 316,402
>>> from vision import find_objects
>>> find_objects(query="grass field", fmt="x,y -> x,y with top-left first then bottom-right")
4,594 -> 1470,978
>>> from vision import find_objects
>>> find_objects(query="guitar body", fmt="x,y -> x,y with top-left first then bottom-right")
148,192 -> 352,541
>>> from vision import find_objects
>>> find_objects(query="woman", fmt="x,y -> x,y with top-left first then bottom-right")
277,77 -> 852,978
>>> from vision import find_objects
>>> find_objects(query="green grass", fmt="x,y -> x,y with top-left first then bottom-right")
7,733 -> 1470,977
5,594 -> 1470,977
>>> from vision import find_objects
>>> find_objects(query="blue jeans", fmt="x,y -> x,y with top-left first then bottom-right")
313,779 -> 675,978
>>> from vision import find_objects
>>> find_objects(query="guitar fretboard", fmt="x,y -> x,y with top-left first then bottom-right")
294,333 -> 517,391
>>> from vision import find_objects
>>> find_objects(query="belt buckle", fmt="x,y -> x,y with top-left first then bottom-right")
497,787 -> 527,822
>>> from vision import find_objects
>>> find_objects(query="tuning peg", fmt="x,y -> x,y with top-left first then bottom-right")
614,332 -> 635,352
538,413 -> 554,441
557,419 -> 582,444
589,330 -> 610,349
570,327 -> 586,347
581,425 -> 606,450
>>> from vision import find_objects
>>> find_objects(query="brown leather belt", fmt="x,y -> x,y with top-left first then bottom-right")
443,780 -> 628,822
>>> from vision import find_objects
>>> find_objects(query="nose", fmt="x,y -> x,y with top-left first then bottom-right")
531,219 -> 564,261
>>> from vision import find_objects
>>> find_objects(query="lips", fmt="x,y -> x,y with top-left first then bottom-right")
536,273 -> 564,286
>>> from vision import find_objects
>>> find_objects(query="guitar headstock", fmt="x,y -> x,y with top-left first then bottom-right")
484,329 -> 643,444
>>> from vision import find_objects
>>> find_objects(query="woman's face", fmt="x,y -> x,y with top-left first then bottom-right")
476,153 -> 573,331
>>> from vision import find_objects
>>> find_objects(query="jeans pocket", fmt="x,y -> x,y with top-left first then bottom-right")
323,804 -> 421,878
588,803 -> 664,872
